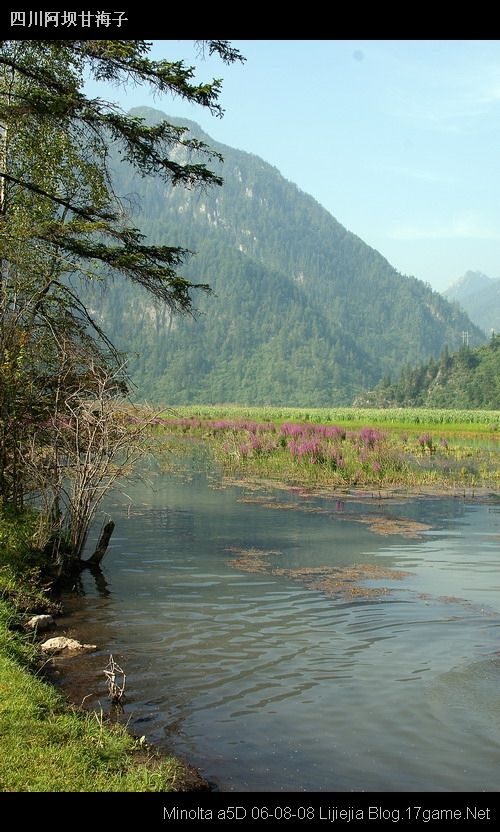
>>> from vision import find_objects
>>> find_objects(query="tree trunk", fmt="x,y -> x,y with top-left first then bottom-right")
84,519 -> 115,568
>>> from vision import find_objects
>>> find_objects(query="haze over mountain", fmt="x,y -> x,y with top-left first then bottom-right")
444,271 -> 500,336
81,107 -> 484,406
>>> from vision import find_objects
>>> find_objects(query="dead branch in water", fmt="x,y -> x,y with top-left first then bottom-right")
103,654 -> 126,704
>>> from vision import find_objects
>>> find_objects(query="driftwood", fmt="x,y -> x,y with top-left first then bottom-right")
84,520 -> 115,568
104,654 -> 126,704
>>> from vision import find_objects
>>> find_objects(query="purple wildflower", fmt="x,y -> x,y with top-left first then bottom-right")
288,438 -> 324,462
359,427 -> 383,449
281,422 -> 307,437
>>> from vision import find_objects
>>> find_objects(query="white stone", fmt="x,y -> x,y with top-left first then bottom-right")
40,637 -> 97,653
26,614 -> 55,631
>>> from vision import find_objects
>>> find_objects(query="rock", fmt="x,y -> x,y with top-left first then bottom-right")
40,637 -> 97,654
26,614 -> 56,632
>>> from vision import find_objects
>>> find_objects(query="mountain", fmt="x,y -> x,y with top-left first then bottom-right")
444,271 -> 500,335
79,106 -> 484,406
364,335 -> 500,409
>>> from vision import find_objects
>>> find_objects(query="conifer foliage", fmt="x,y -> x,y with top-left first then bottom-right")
0,40 -> 243,564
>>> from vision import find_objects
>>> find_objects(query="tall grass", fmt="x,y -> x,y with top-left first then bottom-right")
158,405 -> 500,432
155,411 -> 500,490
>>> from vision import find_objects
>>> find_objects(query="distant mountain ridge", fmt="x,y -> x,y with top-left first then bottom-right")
80,106 -> 484,405
444,270 -> 500,335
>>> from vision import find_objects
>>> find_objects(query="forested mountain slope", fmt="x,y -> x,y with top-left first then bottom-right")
79,106 -> 483,405
364,335 -> 500,409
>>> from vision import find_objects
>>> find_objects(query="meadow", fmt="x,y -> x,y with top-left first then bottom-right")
152,406 -> 500,490
159,405 -> 500,431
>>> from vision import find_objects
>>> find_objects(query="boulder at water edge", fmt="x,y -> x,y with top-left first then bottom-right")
40,637 -> 97,653
26,614 -> 56,632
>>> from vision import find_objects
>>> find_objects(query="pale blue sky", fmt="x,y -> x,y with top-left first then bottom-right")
86,40 -> 500,291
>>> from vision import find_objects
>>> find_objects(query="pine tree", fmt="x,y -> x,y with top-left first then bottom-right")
0,39 -> 243,559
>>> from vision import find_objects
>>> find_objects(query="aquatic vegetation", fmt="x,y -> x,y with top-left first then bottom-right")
226,547 -> 414,600
224,546 -> 282,573
153,407 -> 500,490
277,563 -> 414,600
352,515 -> 433,538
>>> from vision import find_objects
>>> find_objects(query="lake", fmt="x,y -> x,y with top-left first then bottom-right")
55,456 -> 500,792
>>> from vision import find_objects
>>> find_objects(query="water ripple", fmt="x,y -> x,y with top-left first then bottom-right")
57,476 -> 500,792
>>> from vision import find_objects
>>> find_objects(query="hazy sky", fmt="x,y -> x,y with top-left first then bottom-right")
86,40 -> 500,291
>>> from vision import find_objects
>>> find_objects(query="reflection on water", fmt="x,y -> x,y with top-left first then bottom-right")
56,464 -> 500,792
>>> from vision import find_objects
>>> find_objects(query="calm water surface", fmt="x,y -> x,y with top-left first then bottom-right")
58,461 -> 500,792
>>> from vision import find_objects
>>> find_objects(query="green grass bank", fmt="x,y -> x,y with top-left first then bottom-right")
0,508 -> 200,792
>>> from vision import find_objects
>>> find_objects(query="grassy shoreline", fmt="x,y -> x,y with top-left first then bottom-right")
0,509 -> 206,792
153,406 -> 500,492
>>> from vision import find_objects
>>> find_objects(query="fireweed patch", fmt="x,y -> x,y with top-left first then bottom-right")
152,412 -> 500,489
